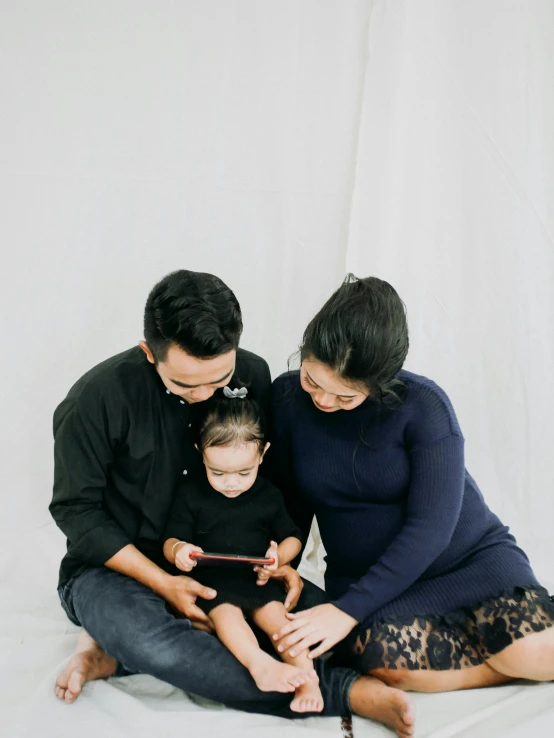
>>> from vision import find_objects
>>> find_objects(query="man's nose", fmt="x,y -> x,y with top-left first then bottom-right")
190,386 -> 215,402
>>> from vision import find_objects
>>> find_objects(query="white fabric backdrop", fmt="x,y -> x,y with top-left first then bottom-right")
1,1 -> 553,736
345,0 -> 554,581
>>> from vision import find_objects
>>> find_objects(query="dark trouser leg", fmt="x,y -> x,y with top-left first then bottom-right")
60,568 -> 357,718
295,578 -> 329,609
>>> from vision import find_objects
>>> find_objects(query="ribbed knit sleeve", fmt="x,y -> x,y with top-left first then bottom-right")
333,432 -> 465,622
268,379 -> 315,559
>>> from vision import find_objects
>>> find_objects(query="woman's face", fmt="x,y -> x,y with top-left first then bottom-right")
300,359 -> 369,412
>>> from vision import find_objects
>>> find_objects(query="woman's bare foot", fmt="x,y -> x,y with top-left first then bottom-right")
350,675 -> 415,738
55,631 -> 116,703
249,652 -> 317,693
290,676 -> 324,713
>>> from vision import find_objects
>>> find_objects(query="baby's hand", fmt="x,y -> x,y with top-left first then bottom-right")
174,543 -> 204,572
256,541 -> 279,586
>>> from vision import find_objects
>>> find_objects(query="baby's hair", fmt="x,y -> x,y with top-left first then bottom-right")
196,395 -> 266,453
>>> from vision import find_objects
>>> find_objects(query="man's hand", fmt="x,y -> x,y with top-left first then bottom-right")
106,545 -> 216,631
253,562 -> 304,611
161,575 -> 216,632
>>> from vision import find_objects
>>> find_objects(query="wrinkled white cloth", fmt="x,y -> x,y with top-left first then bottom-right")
2,523 -> 553,738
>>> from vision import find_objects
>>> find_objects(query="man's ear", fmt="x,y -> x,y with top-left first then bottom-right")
260,441 -> 271,462
139,340 -> 155,364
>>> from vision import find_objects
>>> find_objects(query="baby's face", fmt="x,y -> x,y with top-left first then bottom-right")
203,442 -> 266,498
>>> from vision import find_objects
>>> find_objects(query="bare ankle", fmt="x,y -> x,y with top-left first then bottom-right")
245,649 -> 272,673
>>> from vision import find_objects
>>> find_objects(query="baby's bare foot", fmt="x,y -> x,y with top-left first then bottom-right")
55,631 -> 116,703
249,653 -> 316,693
350,675 -> 415,738
290,676 -> 324,713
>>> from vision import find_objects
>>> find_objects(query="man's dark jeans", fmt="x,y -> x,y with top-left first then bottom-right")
58,567 -> 358,718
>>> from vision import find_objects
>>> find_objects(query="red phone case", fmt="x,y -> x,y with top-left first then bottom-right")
190,551 -> 275,565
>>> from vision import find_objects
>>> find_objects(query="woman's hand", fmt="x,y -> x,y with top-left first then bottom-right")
255,540 -> 279,585
273,603 -> 358,658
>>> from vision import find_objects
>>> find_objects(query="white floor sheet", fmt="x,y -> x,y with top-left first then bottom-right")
3,524 -> 553,738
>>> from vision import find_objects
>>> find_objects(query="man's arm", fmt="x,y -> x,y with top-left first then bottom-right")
50,386 -> 132,564
50,386 -> 215,624
107,544 -> 215,626
107,544 -> 173,594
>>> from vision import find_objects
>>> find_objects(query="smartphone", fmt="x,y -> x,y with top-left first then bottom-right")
190,551 -> 275,566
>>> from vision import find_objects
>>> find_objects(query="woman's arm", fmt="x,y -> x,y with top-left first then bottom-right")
333,432 -> 465,623
274,431 -> 466,657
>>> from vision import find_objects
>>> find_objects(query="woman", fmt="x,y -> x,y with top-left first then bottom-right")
270,274 -> 554,693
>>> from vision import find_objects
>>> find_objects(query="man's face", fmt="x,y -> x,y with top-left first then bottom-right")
140,341 -> 236,403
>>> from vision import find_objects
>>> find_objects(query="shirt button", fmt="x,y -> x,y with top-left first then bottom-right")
180,400 -> 185,405
166,389 -> 170,395
183,470 -> 188,475
188,424 -> 192,428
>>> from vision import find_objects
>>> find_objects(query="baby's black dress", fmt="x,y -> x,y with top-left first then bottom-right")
165,475 -> 303,614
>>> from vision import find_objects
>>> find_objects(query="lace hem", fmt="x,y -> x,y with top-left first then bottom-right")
341,586 -> 554,671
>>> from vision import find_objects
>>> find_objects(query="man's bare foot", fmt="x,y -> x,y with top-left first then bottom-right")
350,675 -> 415,738
290,676 -> 324,713
55,631 -> 116,703
249,653 -> 317,693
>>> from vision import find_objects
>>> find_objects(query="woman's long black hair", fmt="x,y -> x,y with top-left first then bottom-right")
300,273 -> 409,404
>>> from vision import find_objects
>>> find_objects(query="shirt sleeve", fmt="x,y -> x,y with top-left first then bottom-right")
267,376 -> 315,563
255,359 -> 272,431
164,482 -> 197,543
49,384 -> 132,566
333,430 -> 466,623
268,485 -> 304,544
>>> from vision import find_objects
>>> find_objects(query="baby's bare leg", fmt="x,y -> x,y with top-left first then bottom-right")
209,603 -> 313,694
252,601 -> 323,713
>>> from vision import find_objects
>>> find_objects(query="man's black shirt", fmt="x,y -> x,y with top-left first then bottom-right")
50,346 -> 271,588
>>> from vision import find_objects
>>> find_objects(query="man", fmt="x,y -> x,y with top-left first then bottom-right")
50,269 -> 414,735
